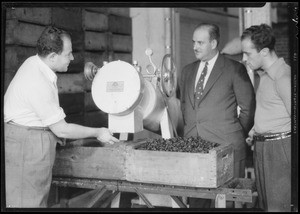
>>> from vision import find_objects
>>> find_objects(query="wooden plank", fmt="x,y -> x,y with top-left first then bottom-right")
52,7 -> 82,31
68,51 -> 84,73
84,51 -> 108,65
5,47 -> 82,73
4,70 -> 16,93
84,110 -> 108,128
216,144 -> 235,187
110,34 -> 132,52
85,92 -> 99,112
70,30 -> 84,52
5,46 -> 36,70
52,139 -> 127,180
277,5 -> 288,23
57,73 -> 85,93
65,113 -> 85,125
273,23 -> 288,38
108,8 -> 130,17
84,7 -> 108,14
6,7 -> 51,25
108,14 -> 131,35
84,31 -> 108,51
83,10 -> 108,32
59,92 -> 84,115
5,20 -> 44,46
84,77 -> 93,92
52,177 -> 118,190
110,52 -> 132,63
125,142 -> 234,188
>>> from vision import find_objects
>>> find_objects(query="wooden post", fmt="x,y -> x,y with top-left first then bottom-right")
160,107 -> 174,139
215,193 -> 226,208
110,191 -> 121,208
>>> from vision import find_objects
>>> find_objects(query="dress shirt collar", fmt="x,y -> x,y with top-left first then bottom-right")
36,54 -> 58,84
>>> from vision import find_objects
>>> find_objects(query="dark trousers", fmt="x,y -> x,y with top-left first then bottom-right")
253,137 -> 291,212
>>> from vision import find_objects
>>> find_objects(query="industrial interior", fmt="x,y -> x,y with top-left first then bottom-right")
2,2 -> 297,210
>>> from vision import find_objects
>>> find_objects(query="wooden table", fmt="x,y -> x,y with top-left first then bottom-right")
51,176 -> 256,208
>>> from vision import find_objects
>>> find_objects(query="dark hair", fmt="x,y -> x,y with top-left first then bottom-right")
241,24 -> 276,52
194,23 -> 220,46
37,26 -> 71,57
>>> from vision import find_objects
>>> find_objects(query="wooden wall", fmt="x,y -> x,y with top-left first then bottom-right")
4,7 -> 132,128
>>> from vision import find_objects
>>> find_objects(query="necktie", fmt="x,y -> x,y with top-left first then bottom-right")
195,62 -> 208,103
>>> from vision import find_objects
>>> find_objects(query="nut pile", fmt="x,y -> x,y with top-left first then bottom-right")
136,136 -> 219,153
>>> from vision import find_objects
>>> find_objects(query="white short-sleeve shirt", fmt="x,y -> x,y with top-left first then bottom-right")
4,54 -> 66,127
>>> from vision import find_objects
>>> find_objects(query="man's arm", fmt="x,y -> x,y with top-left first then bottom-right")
233,64 -> 256,135
49,119 -> 119,144
276,71 -> 291,116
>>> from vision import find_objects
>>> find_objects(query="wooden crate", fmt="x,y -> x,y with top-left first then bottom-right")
53,139 -> 233,188
124,140 -> 234,188
52,139 -> 126,180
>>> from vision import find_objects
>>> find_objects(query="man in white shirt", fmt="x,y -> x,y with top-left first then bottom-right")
242,24 -> 291,212
4,26 -> 119,208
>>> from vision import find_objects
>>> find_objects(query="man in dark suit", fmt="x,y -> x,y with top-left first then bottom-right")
179,23 -> 255,208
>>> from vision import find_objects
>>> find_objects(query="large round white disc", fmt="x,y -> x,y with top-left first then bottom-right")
91,60 -> 143,115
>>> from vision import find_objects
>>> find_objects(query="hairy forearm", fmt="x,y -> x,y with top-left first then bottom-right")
62,123 -> 99,139
50,121 -> 99,139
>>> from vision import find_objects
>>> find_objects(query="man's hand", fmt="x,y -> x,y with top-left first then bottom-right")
246,129 -> 255,146
97,128 -> 120,145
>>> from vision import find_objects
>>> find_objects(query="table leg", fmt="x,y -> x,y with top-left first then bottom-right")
215,194 -> 226,208
135,189 -> 154,208
170,196 -> 188,208
110,191 -> 121,208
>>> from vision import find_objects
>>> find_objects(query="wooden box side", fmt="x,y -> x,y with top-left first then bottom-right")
215,143 -> 234,187
52,139 -> 126,180
124,141 -> 221,188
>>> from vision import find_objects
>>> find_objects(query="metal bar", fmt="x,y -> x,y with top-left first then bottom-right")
135,189 -> 154,208
86,186 -> 108,208
117,180 -> 252,203
170,196 -> 187,208
100,191 -> 121,208
66,187 -> 107,208
52,177 -> 254,204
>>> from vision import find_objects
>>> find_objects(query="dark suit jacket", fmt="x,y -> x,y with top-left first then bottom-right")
179,54 -> 255,161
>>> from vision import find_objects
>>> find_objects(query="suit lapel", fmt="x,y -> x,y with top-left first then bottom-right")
187,61 -> 200,109
197,54 -> 225,106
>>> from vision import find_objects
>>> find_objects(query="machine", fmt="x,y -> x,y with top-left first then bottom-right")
84,48 -> 183,140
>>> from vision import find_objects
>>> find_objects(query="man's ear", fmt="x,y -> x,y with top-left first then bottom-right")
211,39 -> 218,49
47,52 -> 57,62
260,47 -> 269,57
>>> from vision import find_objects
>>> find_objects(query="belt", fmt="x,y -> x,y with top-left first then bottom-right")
6,121 -> 50,131
253,131 -> 291,142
